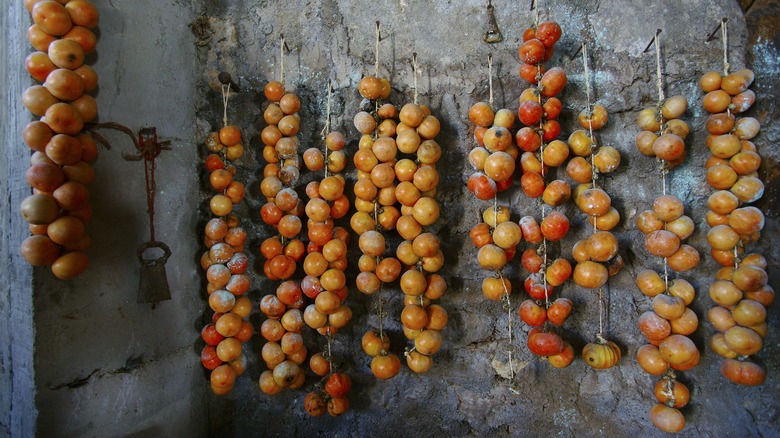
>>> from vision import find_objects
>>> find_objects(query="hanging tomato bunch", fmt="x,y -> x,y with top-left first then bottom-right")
467,99 -> 521,287
632,34 -> 701,434
351,72 -> 406,380
465,56 -> 525,377
199,116 -> 251,395
569,44 -> 623,371
256,79 -> 310,396
300,82 -> 354,416
700,64 -> 770,387
516,20 -> 575,365
393,95 -> 448,372
19,0 -> 100,280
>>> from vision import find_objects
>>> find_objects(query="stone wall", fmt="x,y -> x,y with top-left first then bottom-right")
198,1 -> 779,436
1,1 -> 777,437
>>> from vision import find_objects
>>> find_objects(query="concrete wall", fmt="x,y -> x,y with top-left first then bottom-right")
0,0 -> 778,437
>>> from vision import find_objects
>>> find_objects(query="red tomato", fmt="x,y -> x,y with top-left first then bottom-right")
519,299 -> 547,326
201,324 -> 225,346
200,345 -> 223,370
205,154 -> 224,172
324,372 -> 352,398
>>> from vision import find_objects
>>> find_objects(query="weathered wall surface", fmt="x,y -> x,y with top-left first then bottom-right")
197,1 -> 780,437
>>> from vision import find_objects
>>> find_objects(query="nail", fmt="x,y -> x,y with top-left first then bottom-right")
706,17 -> 728,42
218,71 -> 240,93
643,29 -> 662,53
570,43 -> 583,60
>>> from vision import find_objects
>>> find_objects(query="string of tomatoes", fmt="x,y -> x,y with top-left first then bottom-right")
302,83 -> 354,417
632,33 -> 701,433
20,0 -> 100,280
350,26 -> 404,380
570,43 -> 623,370
257,78 -> 311,395
199,86 -> 252,395
700,20 -> 770,388
394,56 -> 448,373
515,19 -> 576,366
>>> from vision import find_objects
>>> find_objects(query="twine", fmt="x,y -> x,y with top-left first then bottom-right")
662,371 -> 677,407
325,330 -> 334,374
221,84 -> 231,128
722,18 -> 730,76
582,41 -> 599,196
413,53 -> 419,105
582,41 -> 609,339
654,32 -> 665,106
374,21 -> 381,77
321,82 -> 332,177
598,287 -> 604,336
653,32 -> 670,199
280,34 -> 285,85
377,287 -> 385,339
533,0 -> 539,28
536,63 -> 546,178
488,53 -> 494,108
661,164 -> 668,195
499,272 -> 515,380
583,43 -> 596,148
663,257 -> 669,291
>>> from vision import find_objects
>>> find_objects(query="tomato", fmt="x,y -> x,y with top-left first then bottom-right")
518,299 -> 546,327
636,344 -> 669,376
638,311 -> 671,342
327,397 -> 350,417
258,370 -> 283,396
324,372 -> 351,398
649,404 -> 685,433
201,323 -> 225,346
720,358 -> 766,386
482,276 -> 511,301
521,248 -> 543,273
540,211 -> 570,241
582,339 -> 621,369
536,21 -> 562,47
654,379 -> 689,408
415,329 -> 442,355
527,330 -> 564,356
518,100 -> 543,126
200,345 -> 222,370
271,360 -> 300,388
51,251 -> 88,279
547,342 -> 575,368
547,298 -> 573,326
658,334 -> 698,366
371,353 -> 401,380
546,258 -> 572,286
210,364 -> 236,389
32,1 -> 73,36
518,38 -> 545,64
304,392 -> 327,417
524,273 -> 554,300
